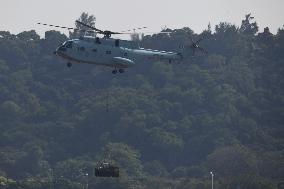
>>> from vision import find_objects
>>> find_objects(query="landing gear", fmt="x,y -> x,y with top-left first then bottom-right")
112,68 -> 125,74
67,62 -> 72,68
112,70 -> 118,74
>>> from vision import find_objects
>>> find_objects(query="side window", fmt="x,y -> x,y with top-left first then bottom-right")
106,50 -> 111,55
92,49 -> 97,52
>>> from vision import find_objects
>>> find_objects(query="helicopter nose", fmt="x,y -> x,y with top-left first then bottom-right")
58,46 -> 66,51
55,46 -> 66,56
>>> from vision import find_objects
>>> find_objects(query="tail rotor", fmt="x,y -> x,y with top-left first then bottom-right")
189,35 -> 208,56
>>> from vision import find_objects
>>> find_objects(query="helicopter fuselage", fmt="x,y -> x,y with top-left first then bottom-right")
55,36 -> 182,72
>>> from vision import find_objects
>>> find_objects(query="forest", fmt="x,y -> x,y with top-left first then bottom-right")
0,13 -> 283,189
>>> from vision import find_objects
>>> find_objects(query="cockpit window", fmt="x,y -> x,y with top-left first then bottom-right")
65,41 -> 73,48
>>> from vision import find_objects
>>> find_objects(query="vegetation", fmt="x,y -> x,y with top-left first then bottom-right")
0,13 -> 283,188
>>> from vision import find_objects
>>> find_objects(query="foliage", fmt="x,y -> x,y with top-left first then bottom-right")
0,14 -> 283,188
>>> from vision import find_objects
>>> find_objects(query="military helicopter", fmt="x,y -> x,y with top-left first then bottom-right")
38,21 -> 207,74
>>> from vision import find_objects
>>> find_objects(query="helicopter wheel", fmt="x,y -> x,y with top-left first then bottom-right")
67,62 -> 72,68
112,70 -> 118,74
119,69 -> 124,73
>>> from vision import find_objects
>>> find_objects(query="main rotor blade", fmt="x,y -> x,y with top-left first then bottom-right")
76,21 -> 124,35
140,31 -> 172,35
37,22 -> 95,33
37,23 -> 76,30
120,27 -> 147,33
106,31 -> 124,35
75,20 -> 103,33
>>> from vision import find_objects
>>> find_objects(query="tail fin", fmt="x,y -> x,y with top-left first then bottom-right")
179,35 -> 208,57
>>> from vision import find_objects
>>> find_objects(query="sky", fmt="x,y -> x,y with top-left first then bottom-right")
0,0 -> 283,39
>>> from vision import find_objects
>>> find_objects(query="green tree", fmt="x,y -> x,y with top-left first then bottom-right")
102,143 -> 143,177
70,12 -> 96,38
240,13 -> 258,35
206,145 -> 258,177
17,30 -> 40,41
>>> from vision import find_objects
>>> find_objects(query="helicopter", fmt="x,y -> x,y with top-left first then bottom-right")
38,21 -> 207,74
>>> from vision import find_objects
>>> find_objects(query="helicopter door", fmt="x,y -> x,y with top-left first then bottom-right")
115,39 -> 120,47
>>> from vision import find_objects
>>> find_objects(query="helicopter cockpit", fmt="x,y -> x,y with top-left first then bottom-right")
62,41 -> 73,48
56,41 -> 75,54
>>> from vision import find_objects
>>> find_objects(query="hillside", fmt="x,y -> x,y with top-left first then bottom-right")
0,15 -> 283,189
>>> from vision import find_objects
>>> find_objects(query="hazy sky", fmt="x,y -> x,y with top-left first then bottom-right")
0,0 -> 283,38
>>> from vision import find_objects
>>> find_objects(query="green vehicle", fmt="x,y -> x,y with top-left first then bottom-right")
95,162 -> 119,177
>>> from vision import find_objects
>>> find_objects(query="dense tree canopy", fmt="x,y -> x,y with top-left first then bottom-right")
0,14 -> 283,188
